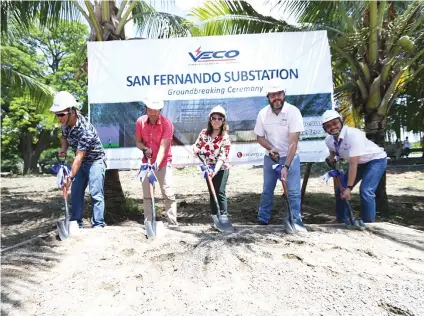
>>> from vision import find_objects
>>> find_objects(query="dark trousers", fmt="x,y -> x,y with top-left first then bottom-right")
206,169 -> 229,215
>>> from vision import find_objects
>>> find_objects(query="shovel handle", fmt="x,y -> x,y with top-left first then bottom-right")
197,153 -> 207,165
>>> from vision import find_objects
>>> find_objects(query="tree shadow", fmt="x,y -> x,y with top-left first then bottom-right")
1,194 -> 66,249
1,237 -> 62,316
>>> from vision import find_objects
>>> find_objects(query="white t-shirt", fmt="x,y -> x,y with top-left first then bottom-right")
403,140 -> 411,149
254,103 -> 304,156
325,126 -> 387,164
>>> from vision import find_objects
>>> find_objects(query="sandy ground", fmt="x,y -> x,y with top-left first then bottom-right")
1,163 -> 424,315
2,223 -> 424,316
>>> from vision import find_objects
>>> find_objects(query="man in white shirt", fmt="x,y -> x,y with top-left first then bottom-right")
254,79 -> 306,233
322,110 -> 387,223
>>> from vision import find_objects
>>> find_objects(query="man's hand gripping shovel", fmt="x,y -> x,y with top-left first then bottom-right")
137,152 -> 166,239
270,152 -> 307,235
324,158 -> 365,231
197,153 -> 235,233
55,154 -> 71,241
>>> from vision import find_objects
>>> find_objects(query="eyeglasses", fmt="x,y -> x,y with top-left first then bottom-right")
55,113 -> 67,118
268,91 -> 284,98
210,116 -> 224,121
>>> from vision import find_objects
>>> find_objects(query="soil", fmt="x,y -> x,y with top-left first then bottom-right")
1,160 -> 424,315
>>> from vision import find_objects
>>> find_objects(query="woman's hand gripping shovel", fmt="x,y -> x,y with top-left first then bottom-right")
197,153 -> 235,233
324,158 -> 365,230
55,154 -> 71,241
137,154 -> 166,239
270,152 -> 307,235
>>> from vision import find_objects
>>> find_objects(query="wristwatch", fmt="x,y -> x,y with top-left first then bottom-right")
347,185 -> 354,190
283,164 -> 290,170
142,148 -> 147,154
70,176 -> 75,182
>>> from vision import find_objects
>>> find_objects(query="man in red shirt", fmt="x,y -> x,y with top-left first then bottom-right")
135,94 -> 177,225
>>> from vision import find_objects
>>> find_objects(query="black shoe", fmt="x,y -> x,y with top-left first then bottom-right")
257,220 -> 268,225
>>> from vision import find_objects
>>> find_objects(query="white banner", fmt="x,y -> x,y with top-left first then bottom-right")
88,32 -> 333,169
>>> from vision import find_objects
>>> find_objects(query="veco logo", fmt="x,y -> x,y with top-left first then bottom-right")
188,46 -> 240,62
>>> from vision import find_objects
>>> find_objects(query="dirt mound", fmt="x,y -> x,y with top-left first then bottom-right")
2,222 -> 423,316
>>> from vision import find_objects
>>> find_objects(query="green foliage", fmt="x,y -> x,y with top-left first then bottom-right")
189,0 -> 300,36
1,19 -> 89,173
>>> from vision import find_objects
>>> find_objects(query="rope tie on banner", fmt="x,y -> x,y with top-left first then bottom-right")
136,161 -> 158,184
199,164 -> 215,179
56,165 -> 71,188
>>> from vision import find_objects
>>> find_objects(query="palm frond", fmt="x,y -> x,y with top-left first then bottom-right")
1,64 -> 55,107
131,1 -> 190,38
189,0 -> 299,37
1,0 -> 83,37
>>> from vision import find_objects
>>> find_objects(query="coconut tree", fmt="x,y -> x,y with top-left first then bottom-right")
1,0 -> 190,222
190,0 -> 424,215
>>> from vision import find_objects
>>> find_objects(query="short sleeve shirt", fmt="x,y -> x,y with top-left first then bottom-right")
135,114 -> 173,168
325,126 -> 387,163
62,114 -> 105,163
254,103 -> 304,156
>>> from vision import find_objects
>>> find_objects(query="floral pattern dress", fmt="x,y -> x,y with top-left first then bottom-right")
193,129 -> 231,169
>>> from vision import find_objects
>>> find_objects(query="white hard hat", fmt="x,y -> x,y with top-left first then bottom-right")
265,79 -> 285,94
143,88 -> 164,110
321,109 -> 342,125
209,105 -> 226,118
49,91 -> 77,112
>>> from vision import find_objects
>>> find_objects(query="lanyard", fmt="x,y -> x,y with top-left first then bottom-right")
333,136 -> 342,161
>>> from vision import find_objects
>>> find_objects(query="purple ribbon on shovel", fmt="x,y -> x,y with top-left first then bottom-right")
56,165 -> 71,188
200,164 -> 215,179
136,161 -> 158,184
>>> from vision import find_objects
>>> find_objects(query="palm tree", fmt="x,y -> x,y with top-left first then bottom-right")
190,0 -> 424,215
1,0 -> 190,222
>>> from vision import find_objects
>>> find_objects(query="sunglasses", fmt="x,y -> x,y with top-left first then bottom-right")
55,113 -> 68,118
210,116 -> 224,121
268,91 -> 284,98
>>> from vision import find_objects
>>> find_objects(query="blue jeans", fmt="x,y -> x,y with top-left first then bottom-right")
336,158 -> 387,223
70,159 -> 106,227
258,154 -> 302,223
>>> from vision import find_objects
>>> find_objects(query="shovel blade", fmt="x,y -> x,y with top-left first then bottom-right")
144,220 -> 166,238
145,220 -> 155,238
56,220 -> 69,241
154,221 -> 166,237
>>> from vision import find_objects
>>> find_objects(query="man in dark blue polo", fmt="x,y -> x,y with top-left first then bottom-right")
50,91 -> 106,228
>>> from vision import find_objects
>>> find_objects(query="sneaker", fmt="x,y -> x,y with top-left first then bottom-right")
257,220 -> 268,225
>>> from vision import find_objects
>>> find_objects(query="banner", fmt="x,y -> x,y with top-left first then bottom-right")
88,31 -> 333,169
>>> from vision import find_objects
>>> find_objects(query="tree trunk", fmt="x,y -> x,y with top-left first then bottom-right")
365,113 -> 389,217
104,169 -> 127,224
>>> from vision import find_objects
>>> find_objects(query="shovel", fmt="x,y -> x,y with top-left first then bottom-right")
333,176 -> 365,231
197,153 -> 234,233
271,153 -> 307,234
143,157 -> 165,239
54,154 -> 71,241
325,158 -> 365,230
57,185 -> 70,241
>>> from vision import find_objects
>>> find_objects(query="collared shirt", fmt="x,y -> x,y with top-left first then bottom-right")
193,129 -> 231,169
62,114 -> 105,163
254,102 -> 304,156
325,126 -> 387,164
135,114 -> 173,168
